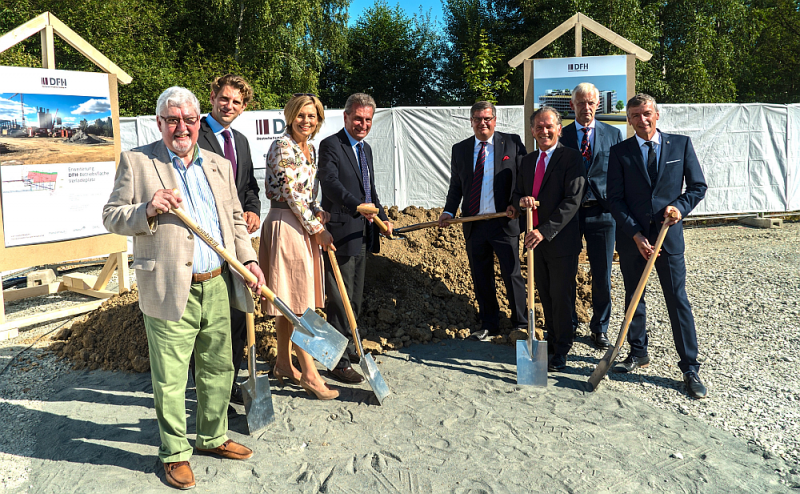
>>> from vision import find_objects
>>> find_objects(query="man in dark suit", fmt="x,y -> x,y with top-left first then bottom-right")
561,83 -> 623,349
437,101 -> 528,341
318,93 -> 393,384
512,106 -> 586,371
606,93 -> 708,399
197,74 -> 261,406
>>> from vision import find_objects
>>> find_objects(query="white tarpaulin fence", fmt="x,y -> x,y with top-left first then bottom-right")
120,103 -> 800,218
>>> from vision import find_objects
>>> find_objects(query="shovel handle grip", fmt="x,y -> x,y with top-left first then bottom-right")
168,198 -> 277,306
357,205 -> 391,237
327,249 -> 363,358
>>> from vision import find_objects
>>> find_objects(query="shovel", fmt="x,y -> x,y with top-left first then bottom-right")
327,249 -> 391,404
516,207 -> 547,386
587,215 -> 674,391
241,307 -> 275,434
169,201 -> 348,371
355,205 -> 406,240
394,212 -> 509,235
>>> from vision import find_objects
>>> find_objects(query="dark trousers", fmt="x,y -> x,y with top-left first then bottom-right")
534,248 -> 578,356
465,219 -> 527,331
572,205 -> 616,333
324,242 -> 367,369
230,307 -> 247,374
618,245 -> 700,374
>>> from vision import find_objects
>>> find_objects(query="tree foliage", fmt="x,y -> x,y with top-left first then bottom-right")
462,30 -> 514,103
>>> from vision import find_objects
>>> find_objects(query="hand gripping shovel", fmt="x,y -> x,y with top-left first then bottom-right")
355,204 -> 406,240
327,249 -> 391,404
169,201 -> 348,370
516,207 -> 547,386
588,216 -> 673,391
241,307 -> 275,434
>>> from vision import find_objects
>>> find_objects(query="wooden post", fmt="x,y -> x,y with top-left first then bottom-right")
40,24 -> 55,69
523,59 -> 535,152
575,22 -> 582,57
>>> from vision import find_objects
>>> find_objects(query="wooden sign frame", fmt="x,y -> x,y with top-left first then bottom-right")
0,12 -> 132,340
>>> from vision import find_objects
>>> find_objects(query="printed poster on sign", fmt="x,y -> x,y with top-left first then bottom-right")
0,66 -> 116,247
532,55 -> 628,134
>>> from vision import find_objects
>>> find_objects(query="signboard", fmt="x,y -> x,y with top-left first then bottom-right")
532,55 -> 630,135
0,66 -> 116,247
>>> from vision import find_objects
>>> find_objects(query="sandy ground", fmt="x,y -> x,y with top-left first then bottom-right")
0,137 -> 114,165
4,339 -> 792,493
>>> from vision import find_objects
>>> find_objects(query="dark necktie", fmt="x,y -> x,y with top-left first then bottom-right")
356,142 -> 372,203
222,129 -> 237,179
580,128 -> 592,170
646,141 -> 657,186
467,141 -> 487,216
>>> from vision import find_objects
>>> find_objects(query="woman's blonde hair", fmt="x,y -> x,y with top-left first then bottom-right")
284,94 -> 325,140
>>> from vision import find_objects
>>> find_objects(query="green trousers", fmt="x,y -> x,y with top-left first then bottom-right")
143,271 -> 234,463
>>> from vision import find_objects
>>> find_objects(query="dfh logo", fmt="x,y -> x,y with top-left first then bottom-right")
41,77 -> 68,88
568,63 -> 589,72
256,118 -> 285,136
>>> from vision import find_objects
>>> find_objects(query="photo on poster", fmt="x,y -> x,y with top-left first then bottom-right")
532,55 -> 628,133
0,93 -> 115,165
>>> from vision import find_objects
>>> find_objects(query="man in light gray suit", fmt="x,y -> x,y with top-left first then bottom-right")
103,86 -> 265,490
561,82 -> 623,350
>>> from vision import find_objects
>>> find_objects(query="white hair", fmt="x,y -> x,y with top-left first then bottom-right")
571,82 -> 600,103
156,86 -> 201,117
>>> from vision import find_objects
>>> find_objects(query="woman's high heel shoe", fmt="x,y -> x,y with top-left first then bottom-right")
272,365 -> 301,386
299,377 -> 339,400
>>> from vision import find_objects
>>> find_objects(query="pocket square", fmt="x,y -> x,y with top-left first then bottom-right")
503,155 -> 510,161
666,159 -> 681,164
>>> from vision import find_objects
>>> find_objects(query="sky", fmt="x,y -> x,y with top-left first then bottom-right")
0,94 -> 111,128
348,0 -> 445,26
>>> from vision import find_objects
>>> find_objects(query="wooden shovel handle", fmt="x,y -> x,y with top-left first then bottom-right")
246,307 -> 256,376
356,204 -> 390,235
526,208 -> 534,313
326,249 -> 362,358
168,201 -> 277,305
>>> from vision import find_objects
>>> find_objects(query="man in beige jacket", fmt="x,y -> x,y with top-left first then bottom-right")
102,86 -> 265,490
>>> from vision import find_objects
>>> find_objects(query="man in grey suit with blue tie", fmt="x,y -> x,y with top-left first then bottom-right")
607,93 -> 708,399
561,83 -> 622,350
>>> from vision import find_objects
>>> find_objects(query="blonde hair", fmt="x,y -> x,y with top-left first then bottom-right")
284,95 -> 325,139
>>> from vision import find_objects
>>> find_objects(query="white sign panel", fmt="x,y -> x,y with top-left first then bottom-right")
0,66 -> 115,247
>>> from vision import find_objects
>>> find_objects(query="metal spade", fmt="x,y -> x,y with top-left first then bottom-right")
240,308 -> 275,434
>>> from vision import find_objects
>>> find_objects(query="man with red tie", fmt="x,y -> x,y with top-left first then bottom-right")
438,101 -> 528,341
511,106 -> 586,371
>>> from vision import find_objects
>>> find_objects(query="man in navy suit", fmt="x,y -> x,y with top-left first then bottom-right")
607,93 -> 708,399
561,83 -> 623,350
319,93 -> 393,384
512,106 -> 586,371
438,101 -> 528,341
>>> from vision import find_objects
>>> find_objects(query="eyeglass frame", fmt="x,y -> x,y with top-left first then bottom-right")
470,116 -> 496,123
159,115 -> 200,127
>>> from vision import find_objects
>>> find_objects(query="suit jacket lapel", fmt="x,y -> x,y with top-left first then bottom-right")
152,141 -> 180,192
340,130 -> 363,187
629,137 -> 651,186
200,119 -> 224,156
592,124 -> 602,161
655,131 -> 670,186
538,142 -> 562,191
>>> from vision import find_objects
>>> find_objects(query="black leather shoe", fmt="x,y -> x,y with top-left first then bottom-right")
230,382 -> 244,405
683,371 -> 708,399
589,332 -> 611,350
548,353 -> 567,371
613,354 -> 650,373
347,350 -> 361,365
328,366 -> 364,384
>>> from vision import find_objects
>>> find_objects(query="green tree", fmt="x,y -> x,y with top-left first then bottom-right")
461,30 -> 514,103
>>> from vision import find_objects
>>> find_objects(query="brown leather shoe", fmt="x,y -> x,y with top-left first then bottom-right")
164,461 -> 195,490
328,365 -> 364,384
196,439 -> 253,460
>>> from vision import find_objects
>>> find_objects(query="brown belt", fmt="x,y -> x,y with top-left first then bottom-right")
191,266 -> 223,283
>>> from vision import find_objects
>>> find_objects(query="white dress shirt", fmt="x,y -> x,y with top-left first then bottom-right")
635,130 -> 662,174
574,119 -> 596,151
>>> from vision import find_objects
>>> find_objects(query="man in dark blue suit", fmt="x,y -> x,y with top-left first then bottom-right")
438,101 -> 528,341
607,93 -> 708,399
561,83 -> 623,350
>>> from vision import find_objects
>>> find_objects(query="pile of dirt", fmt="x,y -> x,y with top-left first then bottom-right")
50,207 -> 593,372
67,130 -> 105,145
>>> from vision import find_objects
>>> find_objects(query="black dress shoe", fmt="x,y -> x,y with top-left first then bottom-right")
548,353 -> 567,371
230,382 -> 244,405
683,371 -> 708,399
589,332 -> 611,350
328,366 -> 364,384
612,354 -> 650,373
347,350 -> 361,365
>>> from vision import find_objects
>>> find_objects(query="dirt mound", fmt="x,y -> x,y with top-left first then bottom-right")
67,130 -> 105,145
51,207 -> 593,372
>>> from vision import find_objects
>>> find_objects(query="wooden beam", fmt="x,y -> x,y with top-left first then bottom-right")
508,14 -> 578,67
48,15 -> 132,84
578,13 -> 652,61
40,24 -> 55,69
575,22 -> 582,57
0,12 -> 49,55
0,300 -> 105,339
523,59 -> 534,152
92,255 -> 118,290
115,251 -> 130,293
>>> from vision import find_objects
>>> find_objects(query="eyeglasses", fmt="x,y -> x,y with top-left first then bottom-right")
293,93 -> 317,98
471,116 -> 495,123
160,115 -> 199,127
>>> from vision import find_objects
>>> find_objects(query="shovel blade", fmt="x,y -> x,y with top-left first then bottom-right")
516,339 -> 547,387
360,354 -> 390,405
290,308 -> 348,370
241,347 -> 275,435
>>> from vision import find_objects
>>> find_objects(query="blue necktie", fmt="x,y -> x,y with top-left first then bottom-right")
357,142 -> 372,203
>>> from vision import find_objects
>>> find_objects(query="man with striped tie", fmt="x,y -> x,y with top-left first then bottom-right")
438,101 -> 528,341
